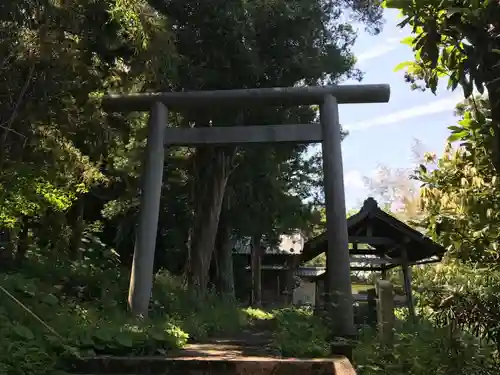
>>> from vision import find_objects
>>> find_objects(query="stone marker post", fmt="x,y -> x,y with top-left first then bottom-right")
376,279 -> 395,344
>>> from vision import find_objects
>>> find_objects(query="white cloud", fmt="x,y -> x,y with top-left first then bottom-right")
357,45 -> 399,62
387,36 -> 404,44
344,169 -> 366,190
345,93 -> 462,132
356,37 -> 401,63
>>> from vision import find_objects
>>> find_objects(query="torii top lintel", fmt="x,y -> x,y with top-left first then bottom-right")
101,84 -> 391,112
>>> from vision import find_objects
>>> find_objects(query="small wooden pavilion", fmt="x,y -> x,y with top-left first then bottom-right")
301,197 -> 446,317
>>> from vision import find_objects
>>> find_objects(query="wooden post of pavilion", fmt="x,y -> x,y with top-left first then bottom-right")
381,268 -> 387,280
401,247 -> 416,320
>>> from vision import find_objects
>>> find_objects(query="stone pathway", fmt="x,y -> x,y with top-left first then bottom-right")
176,318 -> 279,359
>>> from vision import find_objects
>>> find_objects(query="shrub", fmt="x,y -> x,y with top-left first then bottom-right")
242,307 -> 274,321
0,256 -> 249,374
271,307 -> 330,357
413,261 -> 500,351
0,306 -> 63,375
0,271 -> 190,372
152,271 -> 247,339
354,320 -> 498,375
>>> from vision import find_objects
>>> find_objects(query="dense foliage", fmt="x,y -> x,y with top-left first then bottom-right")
0,0 -> 387,373
3,0 -> 500,373
268,307 -> 497,374
385,0 -> 500,171
379,2 -> 500,367
0,0 -> 383,306
1,251 -> 253,374
413,261 -> 500,351
355,321 -> 497,375
271,307 -> 331,357
407,96 -> 500,356
351,96 -> 500,372
415,96 -> 498,262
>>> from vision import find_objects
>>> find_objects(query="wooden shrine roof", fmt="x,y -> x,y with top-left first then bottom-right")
301,197 -> 446,269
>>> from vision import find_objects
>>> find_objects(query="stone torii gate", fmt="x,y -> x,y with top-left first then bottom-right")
102,84 -> 390,338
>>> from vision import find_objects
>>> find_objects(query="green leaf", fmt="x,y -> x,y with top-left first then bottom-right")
151,330 -> 167,341
384,0 -> 410,9
446,8 -> 472,16
474,108 -> 486,123
115,332 -> 134,347
448,131 -> 468,142
448,74 -> 460,91
448,126 -> 463,132
93,329 -> 112,343
428,73 -> 438,93
41,293 -> 59,306
12,325 -> 35,340
400,36 -> 414,46
394,61 -> 414,72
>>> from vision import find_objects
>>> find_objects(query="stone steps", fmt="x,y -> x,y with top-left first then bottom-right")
66,322 -> 356,375
68,355 -> 356,375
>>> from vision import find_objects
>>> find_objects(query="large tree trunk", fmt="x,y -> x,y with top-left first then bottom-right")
188,147 -> 233,293
15,219 -> 30,266
6,228 -> 17,262
68,197 -> 85,261
214,200 -> 235,298
250,234 -> 263,307
0,228 -> 16,269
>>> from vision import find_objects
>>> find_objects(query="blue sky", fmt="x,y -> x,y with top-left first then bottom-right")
338,9 -> 462,209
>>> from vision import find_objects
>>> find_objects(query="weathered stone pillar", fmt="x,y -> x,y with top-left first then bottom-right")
128,102 -> 167,315
320,94 -> 355,338
376,279 -> 395,344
